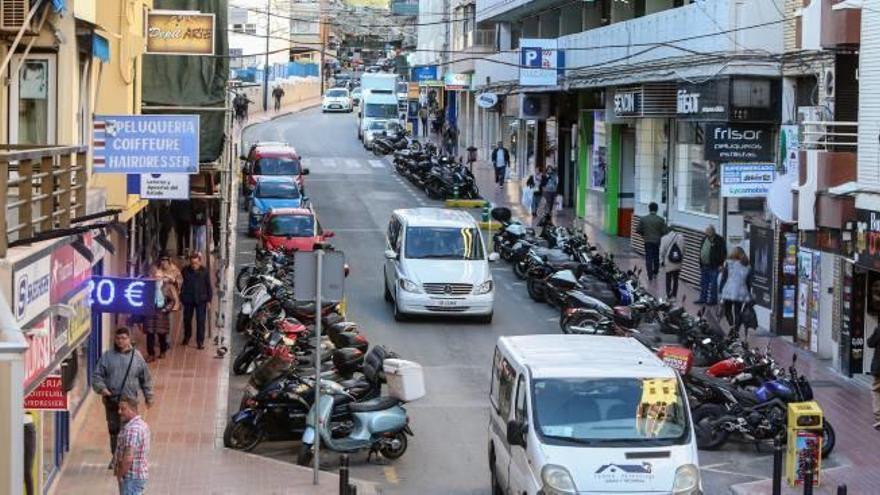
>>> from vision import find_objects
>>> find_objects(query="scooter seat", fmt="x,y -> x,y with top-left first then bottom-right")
348,396 -> 401,413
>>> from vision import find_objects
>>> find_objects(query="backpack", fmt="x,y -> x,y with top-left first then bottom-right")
667,235 -> 683,263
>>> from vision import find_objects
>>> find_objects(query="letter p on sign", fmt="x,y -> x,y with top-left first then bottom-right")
523,48 -> 541,67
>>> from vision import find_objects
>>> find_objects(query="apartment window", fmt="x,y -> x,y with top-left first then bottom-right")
229,7 -> 248,25
292,20 -> 319,34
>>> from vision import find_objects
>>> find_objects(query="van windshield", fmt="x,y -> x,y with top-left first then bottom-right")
532,377 -> 689,446
364,103 -> 398,119
254,157 -> 301,175
405,227 -> 484,260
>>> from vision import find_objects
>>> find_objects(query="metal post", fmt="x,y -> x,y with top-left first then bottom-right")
772,437 -> 783,495
339,454 -> 349,495
313,248 -> 324,484
263,0 -> 271,112
803,457 -> 814,495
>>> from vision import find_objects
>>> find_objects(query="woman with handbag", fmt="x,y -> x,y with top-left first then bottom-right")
143,282 -> 176,361
719,246 -> 753,332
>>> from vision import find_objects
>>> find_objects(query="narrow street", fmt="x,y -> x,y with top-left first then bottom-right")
231,106 -> 560,493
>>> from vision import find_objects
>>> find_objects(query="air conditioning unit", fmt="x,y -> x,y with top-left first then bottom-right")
519,94 -> 550,120
798,106 -> 825,149
0,0 -> 29,32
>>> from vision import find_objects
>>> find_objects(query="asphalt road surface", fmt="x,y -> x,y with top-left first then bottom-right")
227,107 -> 822,494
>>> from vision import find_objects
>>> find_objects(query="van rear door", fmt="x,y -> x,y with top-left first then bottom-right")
489,348 -> 517,492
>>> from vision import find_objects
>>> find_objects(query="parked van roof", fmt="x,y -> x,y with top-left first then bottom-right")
394,208 -> 478,229
498,335 -> 675,379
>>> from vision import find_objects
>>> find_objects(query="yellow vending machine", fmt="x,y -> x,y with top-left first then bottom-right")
785,401 -> 823,487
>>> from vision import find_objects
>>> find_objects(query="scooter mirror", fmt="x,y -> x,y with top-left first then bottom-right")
702,338 -> 712,345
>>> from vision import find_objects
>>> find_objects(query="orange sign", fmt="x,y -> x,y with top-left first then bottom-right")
146,10 -> 215,56
25,376 -> 67,411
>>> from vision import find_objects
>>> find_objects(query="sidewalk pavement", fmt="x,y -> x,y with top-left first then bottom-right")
53,103 -> 376,495
470,159 -> 880,494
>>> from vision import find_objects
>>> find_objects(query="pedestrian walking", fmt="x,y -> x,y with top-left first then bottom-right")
541,167 -> 559,216
91,328 -> 153,465
143,282 -> 175,361
191,199 -> 208,256
696,225 -> 726,306
272,85 -> 285,111
113,396 -> 150,495
171,199 -> 191,256
866,325 -> 880,429
526,170 -> 545,216
491,141 -> 510,187
659,229 -> 685,300
443,124 -> 458,156
636,202 -> 669,281
418,105 -> 429,137
180,253 -> 212,349
719,246 -> 753,331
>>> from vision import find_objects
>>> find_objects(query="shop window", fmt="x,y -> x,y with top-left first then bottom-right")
66,345 -> 91,415
590,111 -> 608,190
636,120 -> 669,206
676,122 -> 719,216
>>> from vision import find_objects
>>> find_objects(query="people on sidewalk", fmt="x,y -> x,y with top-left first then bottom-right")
636,202 -> 669,282
527,170 -> 545,216
418,105 -> 429,138
541,167 -> 559,216
491,141 -> 510,187
92,328 -> 154,462
180,253 -> 212,349
272,85 -> 285,111
719,247 -> 753,331
143,282 -> 175,361
659,229 -> 685,300
191,199 -> 209,256
113,396 -> 150,495
697,225 -> 726,306
868,325 -> 880,430
443,123 -> 458,156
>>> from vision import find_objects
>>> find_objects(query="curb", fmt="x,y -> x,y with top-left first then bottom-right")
445,199 -> 488,208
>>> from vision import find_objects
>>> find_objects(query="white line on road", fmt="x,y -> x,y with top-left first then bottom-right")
321,158 -> 337,168
546,317 -> 558,322
346,159 -> 362,168
369,159 -> 385,168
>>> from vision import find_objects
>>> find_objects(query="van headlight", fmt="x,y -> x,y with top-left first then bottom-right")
541,465 -> 576,495
473,280 -> 493,295
399,279 -> 422,293
672,464 -> 700,494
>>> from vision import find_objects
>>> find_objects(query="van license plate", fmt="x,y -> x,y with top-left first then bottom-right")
436,299 -> 459,307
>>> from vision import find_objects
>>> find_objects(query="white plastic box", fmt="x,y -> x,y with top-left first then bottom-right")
383,359 -> 426,402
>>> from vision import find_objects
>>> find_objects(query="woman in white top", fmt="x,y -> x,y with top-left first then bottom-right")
659,230 -> 685,300
719,246 -> 753,331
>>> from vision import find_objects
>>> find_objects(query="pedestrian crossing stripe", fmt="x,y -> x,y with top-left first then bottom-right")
321,158 -> 337,167
369,160 -> 385,168
346,159 -> 362,168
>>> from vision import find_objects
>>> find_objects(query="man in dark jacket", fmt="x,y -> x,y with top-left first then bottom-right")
697,225 -> 726,305
636,202 -> 668,281
92,327 -> 153,463
180,253 -> 212,349
491,141 -> 510,187
868,325 -> 880,429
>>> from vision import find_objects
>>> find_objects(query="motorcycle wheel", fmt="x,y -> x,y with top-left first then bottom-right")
513,260 -> 529,280
693,404 -> 730,450
296,442 -> 314,466
563,312 -> 602,335
236,267 -> 254,293
379,431 -> 408,460
527,278 -> 546,302
232,346 -> 258,376
373,145 -> 384,157
410,140 -> 422,152
223,421 -> 263,452
820,420 -> 835,458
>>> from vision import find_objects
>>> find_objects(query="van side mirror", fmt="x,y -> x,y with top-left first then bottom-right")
506,420 -> 526,447
384,249 -> 397,260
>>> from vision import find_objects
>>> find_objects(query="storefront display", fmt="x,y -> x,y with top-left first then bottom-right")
591,111 -> 607,189
750,226 -> 774,309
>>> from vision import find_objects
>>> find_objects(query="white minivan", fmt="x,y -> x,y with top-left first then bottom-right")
384,208 -> 498,323
489,335 -> 701,495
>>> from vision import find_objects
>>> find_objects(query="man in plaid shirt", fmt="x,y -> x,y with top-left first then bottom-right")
114,396 -> 151,495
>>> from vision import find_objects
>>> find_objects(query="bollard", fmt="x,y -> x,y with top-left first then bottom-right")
837,485 -> 847,495
453,184 -> 460,200
481,204 -> 490,223
772,437 -> 783,495
803,461 -> 814,495
339,454 -> 349,495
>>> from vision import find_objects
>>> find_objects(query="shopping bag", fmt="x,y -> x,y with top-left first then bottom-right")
521,186 -> 534,209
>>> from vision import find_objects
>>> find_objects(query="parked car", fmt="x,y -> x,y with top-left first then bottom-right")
383,208 -> 499,323
247,177 -> 307,236
259,207 -> 334,252
350,87 -> 362,106
488,335 -> 701,495
322,88 -> 352,112
241,144 -> 310,198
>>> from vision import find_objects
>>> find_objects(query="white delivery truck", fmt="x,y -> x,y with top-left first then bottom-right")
359,73 -> 400,145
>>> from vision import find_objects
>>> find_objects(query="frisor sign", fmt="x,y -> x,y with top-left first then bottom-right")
705,123 -> 773,162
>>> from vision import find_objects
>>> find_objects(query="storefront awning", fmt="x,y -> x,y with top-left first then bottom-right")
92,33 -> 110,62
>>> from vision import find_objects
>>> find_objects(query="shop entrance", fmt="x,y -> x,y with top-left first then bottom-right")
618,126 -> 636,236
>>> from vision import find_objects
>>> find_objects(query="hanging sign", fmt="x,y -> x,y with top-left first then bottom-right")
13,256 -> 52,326
613,88 -> 643,117
24,376 -> 67,411
705,123 -> 774,162
146,10 -> 216,56
477,92 -> 499,109
87,277 -> 158,315
443,73 -> 472,90
720,163 -> 775,197
139,173 -> 191,199
520,38 -> 564,86
23,318 -> 54,391
93,115 -> 200,174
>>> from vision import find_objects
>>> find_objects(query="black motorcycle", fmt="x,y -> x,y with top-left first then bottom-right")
423,161 -> 480,199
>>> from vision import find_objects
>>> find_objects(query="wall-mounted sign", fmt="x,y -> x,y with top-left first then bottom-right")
13,256 -> 51,326
749,226 -> 774,309
520,38 -> 564,86
24,376 -> 67,411
855,209 -> 880,270
67,289 -> 92,345
443,73 -> 472,90
87,277 -> 157,315
477,92 -> 499,109
146,10 -> 215,56
705,123 -> 773,162
93,115 -> 200,174
23,318 -> 54,391
613,88 -> 642,117
411,65 -> 438,82
720,163 -> 776,197
139,173 -> 190,199
51,241 -> 93,304
676,78 -> 780,122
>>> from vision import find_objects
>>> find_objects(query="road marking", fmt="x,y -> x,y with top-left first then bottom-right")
346,159 -> 362,169
512,282 -> 525,286
546,317 -> 557,322
700,466 -> 767,480
322,158 -> 337,168
369,159 -> 385,168
383,466 -> 400,484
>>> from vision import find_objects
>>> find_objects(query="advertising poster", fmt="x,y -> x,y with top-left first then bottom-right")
783,285 -> 796,318
720,163 -> 775,197
809,251 -> 821,352
749,226 -> 773,309
783,233 -> 798,275
798,280 -> 809,342
591,111 -> 607,189
780,124 -> 800,175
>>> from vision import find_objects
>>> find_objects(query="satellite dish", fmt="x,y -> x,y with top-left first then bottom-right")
767,171 -> 797,223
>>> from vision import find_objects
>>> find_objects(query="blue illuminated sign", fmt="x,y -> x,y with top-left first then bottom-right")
87,277 -> 157,314
92,114 -> 200,174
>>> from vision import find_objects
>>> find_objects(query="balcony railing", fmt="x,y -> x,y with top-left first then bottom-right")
0,145 -> 88,257
801,121 -> 858,151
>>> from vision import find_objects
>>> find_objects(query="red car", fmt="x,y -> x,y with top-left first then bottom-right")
242,144 -> 310,198
259,208 -> 335,252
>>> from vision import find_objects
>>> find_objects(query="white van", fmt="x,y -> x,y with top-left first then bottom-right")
489,335 -> 701,495
384,208 -> 499,323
